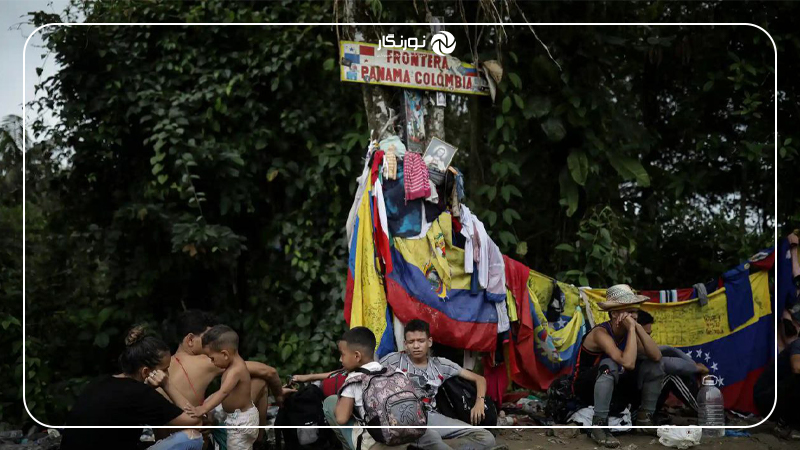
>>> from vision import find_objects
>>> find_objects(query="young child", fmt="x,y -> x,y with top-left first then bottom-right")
185,325 -> 258,450
324,327 -> 443,450
380,319 -> 498,450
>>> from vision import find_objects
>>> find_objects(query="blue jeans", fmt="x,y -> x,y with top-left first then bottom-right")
149,430 -> 203,450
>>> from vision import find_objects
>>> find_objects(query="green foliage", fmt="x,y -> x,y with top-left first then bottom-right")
555,207 -> 634,287
22,0 -> 358,426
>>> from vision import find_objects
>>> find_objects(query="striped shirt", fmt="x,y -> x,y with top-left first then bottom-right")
379,352 -> 461,409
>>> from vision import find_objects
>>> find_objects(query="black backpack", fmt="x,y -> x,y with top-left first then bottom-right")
545,374 -> 580,424
274,384 -> 338,450
434,376 -> 498,426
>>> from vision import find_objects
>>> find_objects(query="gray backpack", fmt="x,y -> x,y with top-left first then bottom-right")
340,367 -> 427,449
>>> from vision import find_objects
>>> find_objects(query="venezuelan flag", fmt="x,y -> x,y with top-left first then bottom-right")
344,174 -> 395,357
388,213 -> 502,352
583,270 -> 772,414
505,257 -> 586,391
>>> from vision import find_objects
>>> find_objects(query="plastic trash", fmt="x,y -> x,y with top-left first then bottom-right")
697,375 -> 725,438
139,428 -> 155,442
496,410 -> 517,426
516,397 -> 545,415
657,427 -> 702,449
724,430 -> 751,437
0,430 -> 23,440
568,406 -> 632,432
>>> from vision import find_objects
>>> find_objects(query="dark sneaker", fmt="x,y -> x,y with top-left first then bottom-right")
634,411 -> 658,435
590,417 -> 620,448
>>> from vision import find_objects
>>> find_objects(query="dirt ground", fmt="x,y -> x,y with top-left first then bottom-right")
494,427 -> 797,450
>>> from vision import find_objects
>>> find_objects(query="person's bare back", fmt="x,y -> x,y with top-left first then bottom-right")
219,354 -> 252,413
170,352 -> 221,406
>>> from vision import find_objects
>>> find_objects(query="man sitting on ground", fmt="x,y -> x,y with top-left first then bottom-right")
637,310 -> 708,419
572,285 -> 664,448
379,319 -> 499,450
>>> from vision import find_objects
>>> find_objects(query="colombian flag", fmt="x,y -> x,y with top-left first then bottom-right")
583,270 -> 772,414
387,213 -> 502,352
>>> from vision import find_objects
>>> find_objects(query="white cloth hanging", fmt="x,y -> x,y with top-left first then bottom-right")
496,300 -> 510,333
346,145 -> 376,245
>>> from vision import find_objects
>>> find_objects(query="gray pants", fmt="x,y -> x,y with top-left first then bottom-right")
322,396 -> 496,450
427,410 -> 497,450
593,357 -> 664,420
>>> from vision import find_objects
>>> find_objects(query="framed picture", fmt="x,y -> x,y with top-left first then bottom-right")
404,90 -> 426,153
423,137 -> 458,169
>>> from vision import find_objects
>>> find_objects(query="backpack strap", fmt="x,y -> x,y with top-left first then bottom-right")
354,367 -> 387,376
337,371 -> 371,397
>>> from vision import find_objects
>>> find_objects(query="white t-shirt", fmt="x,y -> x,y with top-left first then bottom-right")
339,361 -> 383,420
379,352 -> 462,409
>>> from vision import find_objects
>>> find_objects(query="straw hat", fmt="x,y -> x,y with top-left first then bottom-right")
598,284 -> 649,311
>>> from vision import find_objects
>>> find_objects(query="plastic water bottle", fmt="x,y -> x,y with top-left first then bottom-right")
697,375 -> 725,438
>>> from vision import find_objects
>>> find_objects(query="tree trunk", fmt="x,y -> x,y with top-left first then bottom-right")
344,0 -> 395,140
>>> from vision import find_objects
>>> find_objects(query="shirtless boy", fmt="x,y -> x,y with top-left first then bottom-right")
162,310 -> 285,446
186,325 -> 259,450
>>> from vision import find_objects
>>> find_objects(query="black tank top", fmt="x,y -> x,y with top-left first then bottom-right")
571,322 -> 626,388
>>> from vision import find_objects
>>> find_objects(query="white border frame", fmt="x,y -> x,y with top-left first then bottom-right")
22,22 -> 778,431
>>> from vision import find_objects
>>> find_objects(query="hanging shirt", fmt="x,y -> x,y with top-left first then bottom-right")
404,152 -> 431,202
383,165 -> 423,238
722,263 -> 755,331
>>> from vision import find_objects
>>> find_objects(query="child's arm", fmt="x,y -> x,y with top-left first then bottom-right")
245,361 -> 284,404
334,396 -> 355,425
292,371 -> 337,383
188,368 -> 241,417
167,412 -> 203,427
458,369 -> 488,425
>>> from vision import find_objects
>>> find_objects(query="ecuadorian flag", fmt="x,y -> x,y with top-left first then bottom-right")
506,257 -> 586,391
388,213 -> 503,352
584,270 -> 772,414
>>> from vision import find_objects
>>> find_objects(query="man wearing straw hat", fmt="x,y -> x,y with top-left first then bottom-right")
571,285 -> 664,448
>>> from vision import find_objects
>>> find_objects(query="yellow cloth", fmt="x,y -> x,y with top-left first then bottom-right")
582,271 -> 771,347
525,276 -> 585,364
528,270 -> 583,317
506,289 -> 518,322
348,175 -> 387,351
394,213 -> 475,292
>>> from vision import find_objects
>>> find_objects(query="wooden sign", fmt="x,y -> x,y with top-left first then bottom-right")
339,41 -> 489,96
